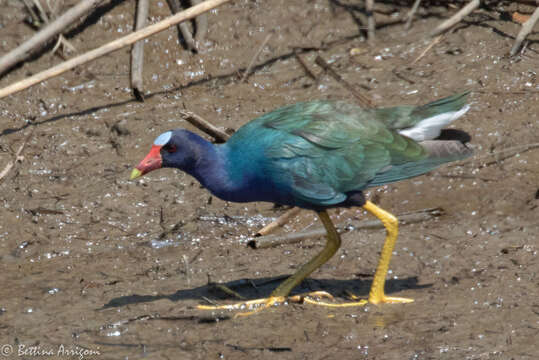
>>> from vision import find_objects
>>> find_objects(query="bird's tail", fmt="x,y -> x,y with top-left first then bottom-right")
367,139 -> 472,188
420,139 -> 473,162
398,91 -> 470,142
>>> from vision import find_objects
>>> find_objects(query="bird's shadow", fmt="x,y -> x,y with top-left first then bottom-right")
100,275 -> 431,310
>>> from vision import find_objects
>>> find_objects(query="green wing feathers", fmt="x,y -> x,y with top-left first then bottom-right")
253,95 -> 471,204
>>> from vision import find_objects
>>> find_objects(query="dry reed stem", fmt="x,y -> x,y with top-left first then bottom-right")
510,6 -> 539,56
0,0 -> 104,76
131,0 -> 150,101
0,0 -> 232,99
430,0 -> 480,37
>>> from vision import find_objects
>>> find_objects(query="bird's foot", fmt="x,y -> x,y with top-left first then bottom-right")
369,295 -> 414,305
233,296 -> 288,318
197,291 -> 334,317
303,291 -> 368,307
303,291 -> 413,307
197,295 -> 289,317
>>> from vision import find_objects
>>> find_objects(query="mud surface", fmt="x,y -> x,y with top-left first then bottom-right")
1,1 -> 538,359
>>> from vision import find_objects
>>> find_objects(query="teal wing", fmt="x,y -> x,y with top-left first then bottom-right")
258,101 -> 429,205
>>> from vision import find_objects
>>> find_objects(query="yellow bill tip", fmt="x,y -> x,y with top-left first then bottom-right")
130,168 -> 142,180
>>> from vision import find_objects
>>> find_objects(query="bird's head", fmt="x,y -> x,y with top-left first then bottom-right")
130,130 -> 195,179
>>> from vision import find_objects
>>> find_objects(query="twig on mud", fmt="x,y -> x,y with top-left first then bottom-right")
210,283 -> 246,300
430,0 -> 480,37
31,0 -> 77,57
366,0 -> 376,42
450,143 -> 539,168
481,143 -> 539,168
205,274 -> 246,300
255,207 -> 302,237
392,67 -> 415,84
411,35 -> 443,64
201,296 -> 219,305
226,344 -> 292,353
211,275 -> 289,289
179,110 -> 230,143
293,50 -> 317,80
22,0 -> 41,26
192,0 -> 209,45
248,208 -> 444,249
189,249 -> 204,264
510,7 -> 539,56
404,0 -> 422,30
241,32 -> 273,82
0,0 -> 102,76
50,33 -> 77,58
437,173 -> 498,182
166,0 -> 197,51
0,127 -> 35,183
475,89 -> 539,95
314,55 -> 374,108
0,0 -> 231,99
249,227 -> 333,250
30,0 -> 51,25
182,254 -> 192,286
131,0 -> 150,101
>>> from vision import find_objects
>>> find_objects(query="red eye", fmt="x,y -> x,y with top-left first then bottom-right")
164,144 -> 177,153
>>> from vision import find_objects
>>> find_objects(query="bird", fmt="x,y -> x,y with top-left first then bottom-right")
130,92 -> 472,315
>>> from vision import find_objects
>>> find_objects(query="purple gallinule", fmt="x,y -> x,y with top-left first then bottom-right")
131,92 -> 472,315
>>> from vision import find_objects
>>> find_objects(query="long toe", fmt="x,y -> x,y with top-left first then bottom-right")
303,298 -> 369,307
197,296 -> 289,316
233,296 -> 288,317
369,295 -> 414,305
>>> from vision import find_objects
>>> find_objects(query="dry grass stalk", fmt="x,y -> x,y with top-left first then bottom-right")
0,0 -> 232,99
430,0 -> 480,37
131,0 -> 150,101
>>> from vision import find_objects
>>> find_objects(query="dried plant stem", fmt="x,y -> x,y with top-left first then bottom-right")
192,0 -> 209,44
0,0 -> 232,99
131,0 -> 150,101
411,35 -> 442,64
510,6 -> 539,56
255,207 -> 302,236
314,55 -> 374,108
166,0 -> 197,51
0,128 -> 35,182
454,143 -> 539,168
241,33 -> 272,82
366,0 -> 376,42
405,0 -> 422,30
179,110 -> 230,143
248,208 -> 443,249
293,51 -> 317,80
27,0 -> 77,57
430,0 -> 480,37
447,142 -> 539,171
210,283 -> 246,300
0,0 -> 104,76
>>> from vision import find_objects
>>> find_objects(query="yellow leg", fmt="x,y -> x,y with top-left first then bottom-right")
305,201 -> 413,308
363,201 -> 413,304
270,210 -> 341,297
198,210 -> 341,316
198,203 -> 412,315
